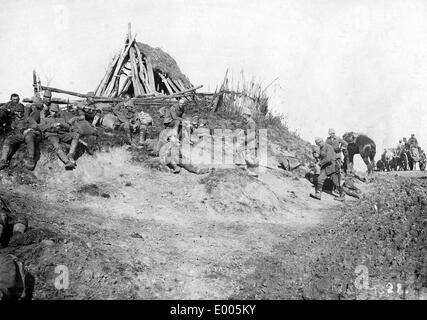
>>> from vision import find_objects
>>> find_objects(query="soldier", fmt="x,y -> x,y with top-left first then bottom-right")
39,104 -> 79,169
136,110 -> 153,145
242,108 -> 257,130
402,137 -> 409,150
163,100 -> 185,136
0,93 -> 24,113
26,90 -> 60,124
0,103 -> 41,171
112,98 -> 145,145
396,140 -> 404,154
0,198 -> 28,248
310,137 -> 345,201
325,128 -> 348,172
408,134 -> 418,148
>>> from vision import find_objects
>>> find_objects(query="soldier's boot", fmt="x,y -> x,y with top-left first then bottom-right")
334,186 -> 346,202
56,149 -> 76,170
170,162 -> 181,174
0,144 -> 12,170
139,130 -> 147,145
310,185 -> 322,200
8,223 -> 27,247
24,136 -> 36,171
67,138 -> 79,164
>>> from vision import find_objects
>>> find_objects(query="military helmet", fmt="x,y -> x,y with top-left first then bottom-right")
11,103 -> 24,113
315,137 -> 323,144
49,104 -> 60,112
241,107 -> 251,116
328,128 -> 335,135
43,90 -> 52,98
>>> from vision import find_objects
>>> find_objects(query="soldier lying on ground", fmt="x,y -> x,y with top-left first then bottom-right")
39,104 -> 79,170
0,103 -> 42,171
0,253 -> 30,300
0,198 -> 28,248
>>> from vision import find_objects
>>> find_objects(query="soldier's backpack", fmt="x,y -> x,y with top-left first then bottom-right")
0,254 -> 27,300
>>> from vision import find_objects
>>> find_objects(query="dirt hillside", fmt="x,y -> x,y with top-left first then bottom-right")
0,108 -> 426,300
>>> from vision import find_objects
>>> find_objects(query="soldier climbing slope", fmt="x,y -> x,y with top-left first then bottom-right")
0,103 -> 42,171
310,137 -> 345,201
39,104 -> 79,170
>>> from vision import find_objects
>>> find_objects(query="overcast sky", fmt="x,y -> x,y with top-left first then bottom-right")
1,0 -> 427,168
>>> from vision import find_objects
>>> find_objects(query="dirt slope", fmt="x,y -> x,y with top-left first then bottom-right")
0,145 -> 369,299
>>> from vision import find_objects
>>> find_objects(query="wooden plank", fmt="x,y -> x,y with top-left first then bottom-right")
96,53 -> 120,96
145,55 -> 156,93
175,79 -> 186,91
159,73 -> 173,95
40,85 -> 100,99
118,76 -> 132,97
129,47 -> 144,96
135,85 -> 203,101
117,75 -> 131,96
168,78 -> 191,101
133,45 -> 151,94
166,77 -> 181,93
104,34 -> 136,96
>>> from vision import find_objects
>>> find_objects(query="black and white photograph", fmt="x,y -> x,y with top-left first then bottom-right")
0,0 -> 426,306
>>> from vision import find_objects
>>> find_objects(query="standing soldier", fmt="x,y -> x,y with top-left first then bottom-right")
310,137 -> 345,201
408,134 -> 418,148
325,128 -> 348,173
39,104 -> 79,170
0,103 -> 41,171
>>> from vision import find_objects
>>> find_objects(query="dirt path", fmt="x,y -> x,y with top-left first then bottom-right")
0,147 -> 369,299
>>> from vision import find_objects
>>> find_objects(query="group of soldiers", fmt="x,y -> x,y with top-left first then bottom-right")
310,128 -> 348,201
0,90 -> 156,172
396,134 -> 421,156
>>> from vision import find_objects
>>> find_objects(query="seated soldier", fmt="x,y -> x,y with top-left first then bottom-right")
163,100 -> 185,137
61,103 -> 98,155
135,110 -> 153,145
112,98 -> 139,144
0,103 -> 41,171
1,94 -> 24,133
39,104 -> 79,169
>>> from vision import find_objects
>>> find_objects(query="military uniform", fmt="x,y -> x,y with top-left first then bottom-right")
0,105 -> 41,171
163,103 -> 184,132
408,136 -> 418,148
40,110 -> 78,169
112,101 -> 149,144
311,141 -> 345,200
325,135 -> 348,170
